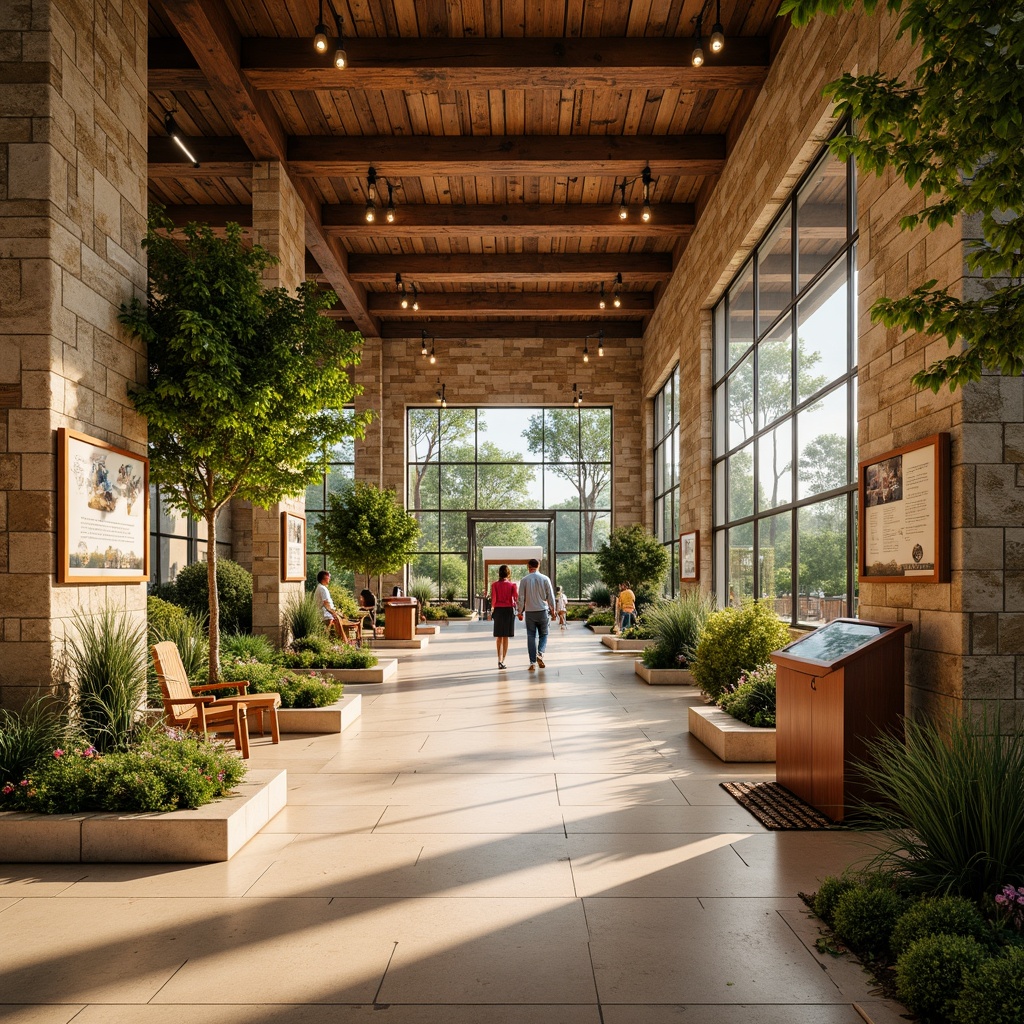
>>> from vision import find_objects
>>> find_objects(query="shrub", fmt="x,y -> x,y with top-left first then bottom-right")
439,602 -> 471,618
691,600 -> 790,701
421,604 -> 447,620
220,631 -> 280,665
285,592 -> 328,641
282,636 -> 379,670
147,595 -> 188,637
67,608 -> 147,754
219,660 -> 343,708
147,604 -> 208,705
587,582 -> 612,608
633,581 -> 660,616
174,558 -> 253,632
812,875 -> 858,926
149,582 -> 181,605
832,885 -> 905,956
586,610 -> 615,627
641,591 -> 716,670
953,946 -> 1024,1024
896,933 -> 988,1020
718,664 -> 777,727
891,895 -> 990,958
0,731 -> 246,814
409,576 -> 436,605
853,714 -> 1024,900
336,646 -> 378,669
565,604 -> 591,621
594,523 -> 669,592
620,621 -> 657,640
0,700 -> 68,786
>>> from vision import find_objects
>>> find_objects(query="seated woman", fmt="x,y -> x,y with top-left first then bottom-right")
357,589 -> 377,643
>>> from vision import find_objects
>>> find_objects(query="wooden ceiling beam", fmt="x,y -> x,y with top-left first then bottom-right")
366,292 -> 654,316
323,203 -> 695,239
288,134 -> 724,177
375,321 -> 645,340
149,36 -> 771,93
156,0 -> 378,337
164,204 -> 253,227
348,253 -> 671,284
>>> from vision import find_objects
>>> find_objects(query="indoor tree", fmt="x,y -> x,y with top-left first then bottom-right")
120,212 -> 370,682
781,0 -> 1024,392
594,524 -> 669,593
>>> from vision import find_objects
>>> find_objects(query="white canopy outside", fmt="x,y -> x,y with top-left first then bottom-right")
480,546 -> 543,565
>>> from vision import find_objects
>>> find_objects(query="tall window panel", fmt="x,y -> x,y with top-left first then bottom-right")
653,366 -> 680,596
712,133 -> 858,627
407,406 -> 613,601
149,486 -> 231,585
305,430 -> 357,590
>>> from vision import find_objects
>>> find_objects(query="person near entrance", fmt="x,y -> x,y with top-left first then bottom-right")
516,557 -> 557,670
490,564 -> 518,669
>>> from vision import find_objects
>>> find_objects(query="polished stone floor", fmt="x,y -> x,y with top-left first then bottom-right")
0,621 -> 905,1023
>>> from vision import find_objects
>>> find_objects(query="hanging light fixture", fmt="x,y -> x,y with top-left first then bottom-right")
582,337 -> 590,363
691,14 -> 705,67
333,12 -> 348,68
709,0 -> 725,53
598,330 -> 605,357
435,380 -> 447,408
421,329 -> 436,363
385,183 -> 396,223
313,0 -> 329,53
572,383 -> 584,408
598,283 -> 607,310
164,112 -> 200,168
641,166 -> 653,222
612,272 -> 623,308
411,284 -> 420,312
617,180 -> 629,220
420,329 -> 429,356
364,167 -> 377,223
397,272 -> 408,308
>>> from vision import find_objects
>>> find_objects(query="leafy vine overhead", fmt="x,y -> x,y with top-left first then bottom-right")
780,0 -> 1024,392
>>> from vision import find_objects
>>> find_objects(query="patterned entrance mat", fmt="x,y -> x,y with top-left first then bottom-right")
720,781 -> 839,830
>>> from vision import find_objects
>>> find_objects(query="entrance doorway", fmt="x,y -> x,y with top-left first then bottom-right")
467,511 -> 556,614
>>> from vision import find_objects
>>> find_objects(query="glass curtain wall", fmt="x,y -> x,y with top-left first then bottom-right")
305,432 -> 357,589
712,133 -> 858,627
653,367 -> 681,595
149,487 -> 231,585
408,406 -> 612,601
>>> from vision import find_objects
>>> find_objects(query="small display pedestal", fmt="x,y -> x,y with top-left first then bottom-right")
384,597 -> 419,641
771,618 -> 910,822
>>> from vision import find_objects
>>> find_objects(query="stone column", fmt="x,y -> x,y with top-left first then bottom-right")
245,160 -> 306,641
0,0 -> 149,709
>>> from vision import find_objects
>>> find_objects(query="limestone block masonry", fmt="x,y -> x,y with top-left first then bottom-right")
0,0 -> 149,709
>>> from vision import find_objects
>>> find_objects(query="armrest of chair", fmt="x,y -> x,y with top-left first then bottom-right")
192,681 -> 250,695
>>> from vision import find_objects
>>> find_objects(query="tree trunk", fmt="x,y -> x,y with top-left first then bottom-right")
207,510 -> 221,684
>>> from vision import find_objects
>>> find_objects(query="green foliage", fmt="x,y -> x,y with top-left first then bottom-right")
586,610 -> 615,627
219,660 -> 343,708
890,896 -> 990,958
691,601 -> 790,701
594,524 -> 669,592
285,592 -> 328,642
67,609 -> 147,754
146,601 -> 209,706
587,582 -> 613,607
895,933 -> 988,1021
0,700 -> 68,786
641,591 -> 717,671
438,602 -> 471,618
219,631 -> 279,665
718,664 -> 777,728
119,212 -> 369,680
421,604 -> 448,620
954,946 -> 1024,1024
335,646 -> 378,669
620,621 -> 657,640
564,604 -> 592,621
813,876 -> 858,926
279,634 -> 378,670
146,595 -> 188,637
779,0 -> 1024,392
852,714 -> 1024,901
832,885 -> 905,956
0,732 -> 246,813
316,481 -> 420,589
409,576 -> 436,605
174,558 -> 252,633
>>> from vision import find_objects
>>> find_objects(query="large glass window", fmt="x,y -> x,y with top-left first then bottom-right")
305,429 -> 356,590
712,133 -> 857,627
407,406 -> 613,601
149,486 -> 231,585
653,367 -> 680,595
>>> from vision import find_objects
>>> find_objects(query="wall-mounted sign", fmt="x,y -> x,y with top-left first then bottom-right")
281,511 -> 306,582
858,433 -> 950,584
58,428 -> 149,583
680,529 -> 700,582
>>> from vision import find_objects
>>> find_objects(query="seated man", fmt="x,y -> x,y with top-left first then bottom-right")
314,570 -> 346,637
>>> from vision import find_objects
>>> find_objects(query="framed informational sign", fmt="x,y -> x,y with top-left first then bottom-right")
680,529 -> 700,582
281,511 -> 306,582
858,433 -> 950,584
58,427 -> 149,583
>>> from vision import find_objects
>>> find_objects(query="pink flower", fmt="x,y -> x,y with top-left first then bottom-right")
53,748 -> 64,758
2,784 -> 13,795
19,780 -> 29,787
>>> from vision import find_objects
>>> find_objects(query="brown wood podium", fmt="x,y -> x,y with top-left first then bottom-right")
383,596 -> 419,641
771,618 -> 911,822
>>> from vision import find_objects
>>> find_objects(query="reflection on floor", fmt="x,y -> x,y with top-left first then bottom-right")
0,622 -> 906,1023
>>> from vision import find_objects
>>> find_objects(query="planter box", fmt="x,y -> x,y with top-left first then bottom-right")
587,624 -> 614,634
634,660 -> 697,685
290,660 -> 398,684
276,692 -> 363,734
601,635 -> 656,652
417,624 -> 441,635
688,705 -> 776,762
0,769 -> 287,864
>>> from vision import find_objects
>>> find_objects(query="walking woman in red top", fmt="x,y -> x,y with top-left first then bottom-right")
490,564 -> 518,669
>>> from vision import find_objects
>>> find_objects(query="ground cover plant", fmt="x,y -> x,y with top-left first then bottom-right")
717,664 -> 777,728
564,604 -> 591,621
585,610 -> 615,628
283,634 -> 379,670
619,621 -> 657,640
640,591 -> 716,670
219,659 -> 343,708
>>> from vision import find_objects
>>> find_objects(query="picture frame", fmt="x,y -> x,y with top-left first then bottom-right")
281,511 -> 306,582
58,427 -> 149,584
679,529 -> 700,583
858,433 -> 950,584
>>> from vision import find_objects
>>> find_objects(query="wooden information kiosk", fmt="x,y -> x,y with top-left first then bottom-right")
383,596 -> 419,641
771,618 -> 911,821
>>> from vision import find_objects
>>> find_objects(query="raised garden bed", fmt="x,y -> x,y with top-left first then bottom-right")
417,624 -> 441,635
634,660 -> 697,685
688,705 -> 776,762
601,635 -> 656,652
276,692 -> 363,734
587,624 -> 614,634
289,660 -> 398,685
0,769 -> 287,864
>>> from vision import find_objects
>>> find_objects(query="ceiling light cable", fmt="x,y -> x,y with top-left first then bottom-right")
313,0 -> 329,53
613,272 -> 622,308
333,12 -> 347,68
692,14 -> 705,67
710,0 -> 725,53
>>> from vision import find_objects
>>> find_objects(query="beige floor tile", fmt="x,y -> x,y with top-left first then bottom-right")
260,804 -> 387,833
601,1006 -> 864,1024
730,832 -> 879,891
286,772 -> 400,804
0,867 -> 87,897
556,773 -> 690,806
0,1009 -> 84,1024
560,804 -> 768,834
70,1006 -> 602,1024
672,778 -> 774,804
586,897 -> 847,1004
373,796 -> 565,834
386,772 -> 558,805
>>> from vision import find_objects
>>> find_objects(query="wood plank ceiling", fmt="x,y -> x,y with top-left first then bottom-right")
147,0 -> 786,340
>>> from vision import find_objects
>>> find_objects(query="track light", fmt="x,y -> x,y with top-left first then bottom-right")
572,383 -> 584,408
709,0 -> 725,53
617,181 -> 629,220
333,13 -> 347,67
598,330 -> 605,357
164,112 -> 200,168
613,272 -> 622,308
599,283 -> 606,310
421,329 -> 429,356
385,183 -> 396,223
641,166 -> 653,222
313,0 -> 329,52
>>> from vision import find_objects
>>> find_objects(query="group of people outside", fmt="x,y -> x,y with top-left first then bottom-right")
490,559 -> 566,670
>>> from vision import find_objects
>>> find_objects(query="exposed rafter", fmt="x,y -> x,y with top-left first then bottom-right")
365,292 -> 654,316
377,321 -> 645,340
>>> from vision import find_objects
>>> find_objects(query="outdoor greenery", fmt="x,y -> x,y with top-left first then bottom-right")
832,885 -> 905,956
889,896 -> 989,959
594,525 -> 669,593
173,558 -> 253,634
218,660 -> 344,709
285,592 -> 328,642
587,583 -> 612,608
120,212 -> 369,681
781,0 -> 1024,392
409,576 -> 436,604
641,591 -> 717,671
219,631 -> 278,665
146,601 -> 209,704
283,633 -> 379,670
620,621 -> 657,640
955,947 -> 1024,1024
585,610 -> 615,628
564,604 -> 592,621
717,664 -> 778,728
0,701 -> 67,787
896,933 -> 989,1021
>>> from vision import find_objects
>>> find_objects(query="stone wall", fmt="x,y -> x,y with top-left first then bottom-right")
0,0 -> 148,709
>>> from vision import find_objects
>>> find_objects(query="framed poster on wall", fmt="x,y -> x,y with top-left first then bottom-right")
858,433 -> 950,584
680,530 -> 700,582
281,511 -> 306,582
58,427 -> 149,583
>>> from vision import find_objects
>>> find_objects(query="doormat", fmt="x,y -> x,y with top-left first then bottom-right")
720,781 -> 838,830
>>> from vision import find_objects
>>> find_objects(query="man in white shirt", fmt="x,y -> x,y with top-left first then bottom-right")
314,569 -> 345,636
516,558 -> 557,670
